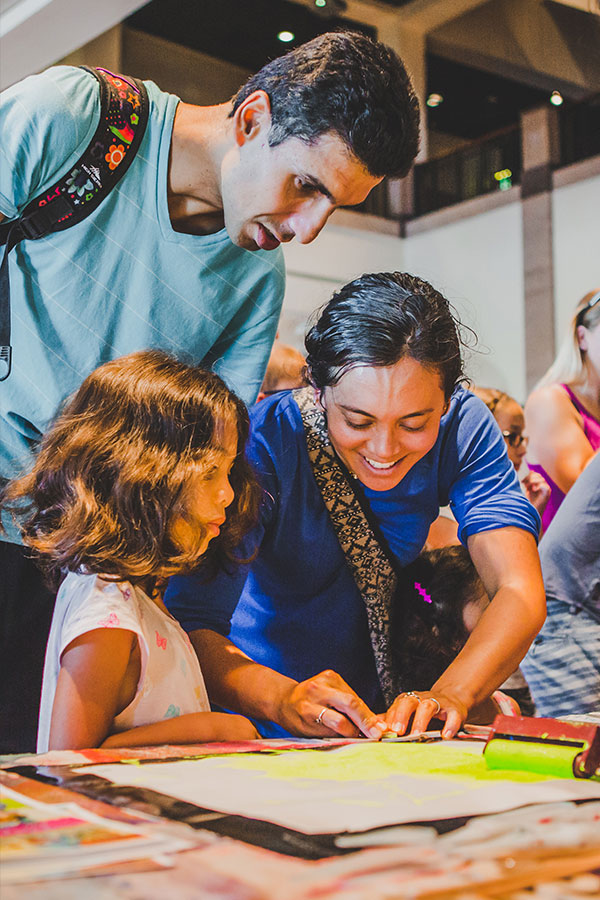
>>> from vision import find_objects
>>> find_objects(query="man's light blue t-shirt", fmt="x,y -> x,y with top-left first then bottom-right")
0,66 -> 285,501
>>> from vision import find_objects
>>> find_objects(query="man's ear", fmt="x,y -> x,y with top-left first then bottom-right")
232,90 -> 272,147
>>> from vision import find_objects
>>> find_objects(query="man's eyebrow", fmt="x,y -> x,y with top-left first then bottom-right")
302,174 -> 335,203
339,404 -> 434,419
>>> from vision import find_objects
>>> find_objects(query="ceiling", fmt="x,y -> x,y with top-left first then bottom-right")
3,0 -> 598,145
126,0 -> 592,143
426,54 -> 550,141
126,0 -> 374,74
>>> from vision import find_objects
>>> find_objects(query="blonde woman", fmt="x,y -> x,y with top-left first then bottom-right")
525,290 -> 600,531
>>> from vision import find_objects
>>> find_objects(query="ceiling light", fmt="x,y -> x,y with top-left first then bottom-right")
311,0 -> 347,15
277,30 -> 295,43
550,91 -> 563,106
427,93 -> 444,108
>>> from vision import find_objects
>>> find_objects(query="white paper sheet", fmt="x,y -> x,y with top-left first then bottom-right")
80,740 -> 600,835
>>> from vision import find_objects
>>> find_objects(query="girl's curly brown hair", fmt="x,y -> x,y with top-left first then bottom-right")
1,351 -> 260,588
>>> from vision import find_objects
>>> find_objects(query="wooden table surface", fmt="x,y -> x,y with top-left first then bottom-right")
3,755 -> 600,899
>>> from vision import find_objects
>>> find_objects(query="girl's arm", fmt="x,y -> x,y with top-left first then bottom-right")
525,385 -> 596,493
48,628 -> 259,750
385,527 -> 545,738
101,712 -> 259,747
48,628 -> 138,750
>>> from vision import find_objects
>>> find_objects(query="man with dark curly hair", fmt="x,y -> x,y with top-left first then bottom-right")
0,31 -> 420,753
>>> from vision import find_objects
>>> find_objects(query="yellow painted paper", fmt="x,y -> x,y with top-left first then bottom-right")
83,741 -> 600,834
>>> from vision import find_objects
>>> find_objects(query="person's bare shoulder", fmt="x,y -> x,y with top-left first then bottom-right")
525,383 -> 580,430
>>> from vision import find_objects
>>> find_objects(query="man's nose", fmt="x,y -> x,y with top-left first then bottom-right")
291,203 -> 332,244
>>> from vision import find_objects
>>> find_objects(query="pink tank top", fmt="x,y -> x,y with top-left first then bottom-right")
529,384 -> 600,531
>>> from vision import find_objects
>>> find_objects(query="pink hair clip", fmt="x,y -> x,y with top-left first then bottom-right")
414,581 -> 432,603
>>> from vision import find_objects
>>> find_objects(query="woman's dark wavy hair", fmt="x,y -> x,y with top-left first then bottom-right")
1,351 -> 260,588
230,31 -> 420,178
305,272 -> 471,400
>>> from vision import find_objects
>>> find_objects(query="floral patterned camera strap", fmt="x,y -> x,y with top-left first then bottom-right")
294,386 -> 398,706
0,67 -> 149,380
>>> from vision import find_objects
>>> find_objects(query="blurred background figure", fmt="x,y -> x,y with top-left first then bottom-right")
473,387 -> 550,524
427,384 -> 550,549
257,341 -> 306,401
520,452 -> 600,719
525,289 -> 600,532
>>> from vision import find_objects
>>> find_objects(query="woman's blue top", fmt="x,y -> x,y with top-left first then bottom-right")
165,387 -> 540,734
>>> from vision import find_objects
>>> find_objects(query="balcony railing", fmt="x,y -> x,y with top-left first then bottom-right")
355,105 -> 600,225
413,127 -> 521,217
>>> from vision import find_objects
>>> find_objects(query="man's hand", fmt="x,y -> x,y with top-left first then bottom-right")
277,669 -> 388,739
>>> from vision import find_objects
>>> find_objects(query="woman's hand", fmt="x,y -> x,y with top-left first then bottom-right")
384,690 -> 469,739
278,669 -> 388,739
190,631 -> 387,740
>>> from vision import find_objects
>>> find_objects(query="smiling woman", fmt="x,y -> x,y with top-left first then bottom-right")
165,272 -> 545,742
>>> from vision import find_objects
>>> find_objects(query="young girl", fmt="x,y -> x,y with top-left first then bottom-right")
427,386 -> 550,549
472,387 -> 550,521
2,351 -> 261,751
395,546 -> 533,717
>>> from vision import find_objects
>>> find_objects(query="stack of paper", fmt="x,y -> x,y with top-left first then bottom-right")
0,785 -> 193,884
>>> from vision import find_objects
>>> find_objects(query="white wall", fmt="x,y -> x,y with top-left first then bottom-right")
279,222 -> 406,349
552,166 -> 600,341
279,200 -> 527,401
402,200 -> 526,399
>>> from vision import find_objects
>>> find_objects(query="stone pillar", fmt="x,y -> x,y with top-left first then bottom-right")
520,105 -> 560,392
379,21 -> 425,229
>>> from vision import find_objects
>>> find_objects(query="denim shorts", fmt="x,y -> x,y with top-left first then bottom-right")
520,598 -> 600,718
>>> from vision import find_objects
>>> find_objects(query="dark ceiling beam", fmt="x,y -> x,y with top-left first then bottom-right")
428,0 -> 600,101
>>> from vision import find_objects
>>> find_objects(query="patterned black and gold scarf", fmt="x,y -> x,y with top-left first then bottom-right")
294,386 -> 399,706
